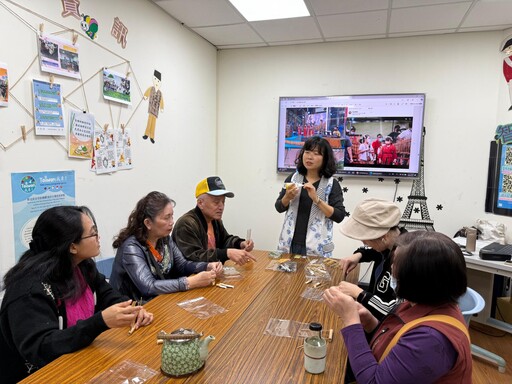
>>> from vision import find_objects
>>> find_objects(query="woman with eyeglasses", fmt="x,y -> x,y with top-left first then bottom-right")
110,191 -> 223,303
0,206 -> 154,384
337,198 -> 406,321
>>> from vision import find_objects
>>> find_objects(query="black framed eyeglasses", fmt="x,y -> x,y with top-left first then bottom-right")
81,233 -> 99,240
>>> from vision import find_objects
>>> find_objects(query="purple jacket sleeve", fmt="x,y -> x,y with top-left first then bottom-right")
341,324 -> 457,383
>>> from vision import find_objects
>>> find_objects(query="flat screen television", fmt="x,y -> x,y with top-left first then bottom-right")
485,140 -> 512,217
277,93 -> 426,178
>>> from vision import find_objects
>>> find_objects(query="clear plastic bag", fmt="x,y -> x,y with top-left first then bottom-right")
86,360 -> 157,383
221,266 -> 243,280
300,287 -> 325,301
264,318 -> 312,338
268,250 -> 283,259
177,297 -> 227,319
265,260 -> 297,273
304,259 -> 331,282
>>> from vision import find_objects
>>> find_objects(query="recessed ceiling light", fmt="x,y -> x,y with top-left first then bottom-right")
228,0 -> 310,22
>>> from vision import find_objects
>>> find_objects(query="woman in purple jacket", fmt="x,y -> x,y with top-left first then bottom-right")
324,231 -> 472,384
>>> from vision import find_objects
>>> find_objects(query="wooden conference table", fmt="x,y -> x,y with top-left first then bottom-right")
21,250 -> 356,383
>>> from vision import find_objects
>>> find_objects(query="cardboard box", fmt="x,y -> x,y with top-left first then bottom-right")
496,296 -> 512,323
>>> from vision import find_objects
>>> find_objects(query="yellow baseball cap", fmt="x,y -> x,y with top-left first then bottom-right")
195,176 -> 234,198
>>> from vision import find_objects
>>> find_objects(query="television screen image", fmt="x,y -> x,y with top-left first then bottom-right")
277,94 -> 426,178
485,140 -> 512,217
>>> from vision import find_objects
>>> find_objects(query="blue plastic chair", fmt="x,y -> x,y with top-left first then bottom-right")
458,287 -> 507,373
95,257 -> 114,281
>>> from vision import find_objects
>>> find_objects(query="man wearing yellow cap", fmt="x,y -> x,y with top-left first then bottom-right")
173,176 -> 255,265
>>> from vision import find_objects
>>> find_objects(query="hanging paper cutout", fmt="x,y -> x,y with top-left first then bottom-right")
80,13 -> 98,40
501,35 -> 512,111
61,0 -> 81,19
142,70 -> 164,144
111,17 -> 128,49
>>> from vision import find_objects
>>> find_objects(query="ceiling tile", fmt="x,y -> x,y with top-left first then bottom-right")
154,0 -> 244,27
251,17 -> 321,42
325,34 -> 386,42
462,1 -> 512,28
317,10 -> 388,38
390,3 -> 471,33
217,43 -> 269,49
308,0 -> 389,16
192,24 -> 263,45
268,38 -> 324,46
393,0 -> 470,8
388,28 -> 456,38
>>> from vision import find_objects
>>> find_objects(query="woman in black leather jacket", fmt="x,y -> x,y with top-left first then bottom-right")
110,191 -> 223,302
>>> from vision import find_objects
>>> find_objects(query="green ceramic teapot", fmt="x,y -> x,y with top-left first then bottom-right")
158,328 -> 215,377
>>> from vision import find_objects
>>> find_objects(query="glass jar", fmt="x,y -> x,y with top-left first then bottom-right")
304,322 -> 326,374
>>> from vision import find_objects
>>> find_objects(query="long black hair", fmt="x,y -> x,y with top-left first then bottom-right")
295,136 -> 337,178
3,206 -> 96,300
112,191 -> 175,249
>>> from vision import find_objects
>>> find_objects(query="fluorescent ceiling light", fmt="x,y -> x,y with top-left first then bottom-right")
229,0 -> 310,22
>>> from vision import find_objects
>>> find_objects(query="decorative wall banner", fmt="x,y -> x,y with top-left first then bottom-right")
68,109 -> 94,159
11,170 -> 75,261
32,79 -> 65,136
38,34 -> 80,79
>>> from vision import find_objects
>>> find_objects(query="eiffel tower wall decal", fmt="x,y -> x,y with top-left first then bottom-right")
399,127 -> 435,231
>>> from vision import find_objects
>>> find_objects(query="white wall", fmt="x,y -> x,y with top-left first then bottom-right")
217,32 -> 512,259
2,0 -> 512,276
0,0 -> 217,275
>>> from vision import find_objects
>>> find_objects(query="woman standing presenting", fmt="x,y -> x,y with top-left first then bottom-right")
110,191 -> 222,303
275,136 -> 346,257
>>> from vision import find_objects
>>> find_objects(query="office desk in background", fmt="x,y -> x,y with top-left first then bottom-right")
19,251 -> 354,384
454,238 -> 512,334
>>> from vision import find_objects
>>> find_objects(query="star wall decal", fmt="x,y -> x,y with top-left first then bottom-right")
394,178 -> 401,184
362,187 -> 368,193
436,204 -> 443,210
378,178 -> 384,182
397,196 -> 403,202
342,187 -> 348,193
414,207 -> 420,213
346,211 -> 350,217
337,176 -> 344,183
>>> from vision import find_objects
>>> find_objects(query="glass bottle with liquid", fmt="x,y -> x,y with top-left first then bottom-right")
304,322 -> 327,374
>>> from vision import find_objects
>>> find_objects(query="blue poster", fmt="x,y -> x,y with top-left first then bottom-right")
11,170 -> 75,262
33,79 -> 65,136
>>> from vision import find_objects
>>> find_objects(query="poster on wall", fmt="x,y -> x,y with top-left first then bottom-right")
32,79 -> 65,136
0,62 -> 8,107
11,170 -> 75,261
102,68 -> 131,105
38,34 -> 80,79
68,109 -> 94,159
92,125 -> 117,174
115,127 -> 133,170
